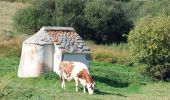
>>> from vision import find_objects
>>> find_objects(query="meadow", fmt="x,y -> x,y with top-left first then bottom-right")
1,1 -> 170,100
1,49 -> 170,100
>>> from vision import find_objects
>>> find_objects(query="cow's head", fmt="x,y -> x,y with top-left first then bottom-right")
87,83 -> 95,95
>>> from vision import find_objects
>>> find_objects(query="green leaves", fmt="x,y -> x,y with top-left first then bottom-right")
128,14 -> 170,80
13,0 -> 132,44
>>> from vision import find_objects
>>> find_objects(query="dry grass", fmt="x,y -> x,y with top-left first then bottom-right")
86,41 -> 131,65
0,1 -> 29,35
0,0 -> 33,3
0,33 -> 27,57
0,78 -> 10,93
0,1 -> 29,57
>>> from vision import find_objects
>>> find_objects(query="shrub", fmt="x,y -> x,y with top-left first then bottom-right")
52,0 -> 86,35
13,0 -> 86,35
14,7 -> 37,34
128,14 -> 170,80
13,0 -> 56,34
13,0 -> 132,43
0,0 -> 34,3
121,0 -> 170,21
83,0 -> 132,44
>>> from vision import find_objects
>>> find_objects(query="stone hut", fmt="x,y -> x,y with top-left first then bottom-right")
18,26 -> 91,77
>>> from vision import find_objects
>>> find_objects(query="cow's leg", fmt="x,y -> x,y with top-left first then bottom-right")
61,76 -> 66,89
74,77 -> 79,92
79,79 -> 86,93
83,85 -> 86,93
61,80 -> 65,89
60,76 -> 62,82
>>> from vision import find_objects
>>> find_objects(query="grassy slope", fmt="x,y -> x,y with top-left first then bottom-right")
0,1 -> 28,34
1,57 -> 170,100
0,57 -> 148,100
1,1 -> 170,100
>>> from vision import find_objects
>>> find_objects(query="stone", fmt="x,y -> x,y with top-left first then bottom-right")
77,49 -> 83,53
77,44 -> 83,49
24,27 -> 90,53
69,47 -> 75,53
83,46 -> 90,51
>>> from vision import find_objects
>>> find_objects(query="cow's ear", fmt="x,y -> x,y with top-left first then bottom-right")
77,71 -> 82,78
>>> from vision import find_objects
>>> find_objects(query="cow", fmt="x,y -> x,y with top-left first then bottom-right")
58,61 -> 95,95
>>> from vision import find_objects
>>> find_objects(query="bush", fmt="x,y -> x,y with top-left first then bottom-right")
13,0 -> 132,44
0,0 -> 34,3
13,0 -> 56,34
13,0 -> 86,34
121,0 -> 170,21
52,0 -> 86,36
14,7 -> 37,34
128,14 -> 170,80
83,0 -> 132,44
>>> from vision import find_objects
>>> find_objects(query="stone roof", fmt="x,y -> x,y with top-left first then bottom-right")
23,26 -> 90,53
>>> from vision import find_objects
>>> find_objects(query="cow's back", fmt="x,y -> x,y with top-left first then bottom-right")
71,62 -> 89,77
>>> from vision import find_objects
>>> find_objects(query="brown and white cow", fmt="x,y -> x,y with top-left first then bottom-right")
58,61 -> 95,95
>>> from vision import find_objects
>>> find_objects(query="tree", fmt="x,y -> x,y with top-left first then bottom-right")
83,0 -> 132,44
13,0 -> 132,43
128,14 -> 170,80
13,0 -> 56,34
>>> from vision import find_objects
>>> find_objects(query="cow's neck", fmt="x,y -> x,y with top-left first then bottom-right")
78,69 -> 93,84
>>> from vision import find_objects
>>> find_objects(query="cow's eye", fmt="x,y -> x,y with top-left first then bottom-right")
90,85 -> 94,89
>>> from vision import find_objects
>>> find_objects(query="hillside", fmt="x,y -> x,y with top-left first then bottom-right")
1,1 -> 170,100
0,1 -> 28,34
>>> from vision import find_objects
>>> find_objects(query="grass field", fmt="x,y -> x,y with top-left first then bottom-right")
1,1 -> 170,100
1,56 -> 170,100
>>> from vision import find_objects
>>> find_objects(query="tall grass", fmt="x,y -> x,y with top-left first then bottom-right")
0,0 -> 33,3
0,1 -> 29,57
0,34 -> 130,65
0,35 -> 130,65
86,41 -> 131,65
0,33 -> 27,57
0,78 -> 10,97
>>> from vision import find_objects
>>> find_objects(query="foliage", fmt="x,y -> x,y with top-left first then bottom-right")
13,0 -> 56,34
52,0 -> 86,38
128,14 -> 170,80
121,0 -> 170,21
0,0 -> 34,3
83,0 -> 132,44
13,0 -> 132,44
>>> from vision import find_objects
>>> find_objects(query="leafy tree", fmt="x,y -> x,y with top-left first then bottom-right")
13,0 -> 56,34
13,0 -> 132,43
52,0 -> 86,38
121,0 -> 170,21
83,0 -> 132,44
128,14 -> 170,80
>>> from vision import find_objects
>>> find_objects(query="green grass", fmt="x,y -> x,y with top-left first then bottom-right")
1,56 -> 169,100
1,1 -> 170,100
